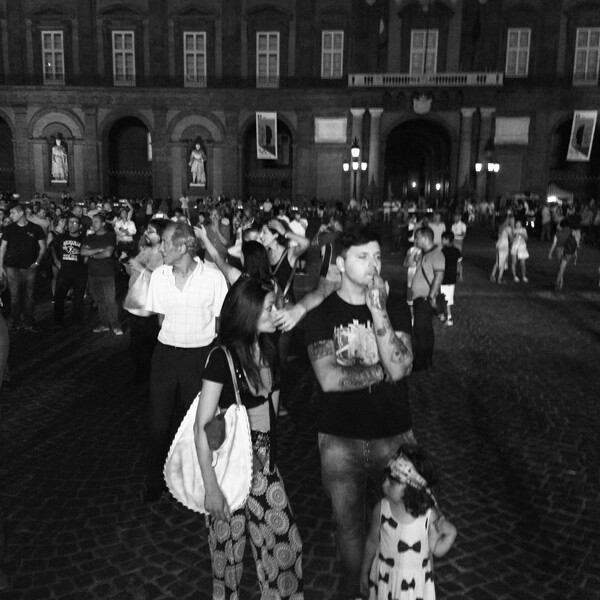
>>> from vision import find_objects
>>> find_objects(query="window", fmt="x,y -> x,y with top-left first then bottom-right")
42,31 -> 65,84
184,32 -> 206,87
505,28 -> 530,77
410,29 -> 438,75
321,31 -> 344,79
112,30 -> 135,86
256,32 -> 279,87
573,27 -> 600,85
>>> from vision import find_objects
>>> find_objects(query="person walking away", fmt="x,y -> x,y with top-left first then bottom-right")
195,277 -> 304,599
410,227 -> 445,371
540,203 -> 553,242
52,215 -> 87,328
429,212 -> 446,248
0,204 -> 46,332
360,445 -> 457,600
81,213 -> 122,335
440,231 -> 461,326
303,226 -> 414,599
510,219 -> 529,282
548,219 -> 577,291
142,221 -> 228,503
490,215 -> 513,284
450,212 -> 466,282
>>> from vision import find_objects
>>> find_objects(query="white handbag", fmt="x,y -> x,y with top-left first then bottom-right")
163,347 -> 253,514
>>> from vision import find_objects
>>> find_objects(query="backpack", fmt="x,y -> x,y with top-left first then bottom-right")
564,234 -> 578,255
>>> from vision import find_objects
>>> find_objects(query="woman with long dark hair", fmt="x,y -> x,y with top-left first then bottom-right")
194,277 -> 304,599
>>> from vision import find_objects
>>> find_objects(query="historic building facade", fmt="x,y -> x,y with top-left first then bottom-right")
0,0 -> 599,205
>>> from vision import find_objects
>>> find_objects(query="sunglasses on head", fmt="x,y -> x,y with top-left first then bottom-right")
383,467 -> 403,485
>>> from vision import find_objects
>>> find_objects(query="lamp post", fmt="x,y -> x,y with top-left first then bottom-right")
343,137 -> 368,200
475,160 -> 500,201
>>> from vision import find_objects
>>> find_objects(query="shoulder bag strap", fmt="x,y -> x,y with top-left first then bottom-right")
221,346 -> 242,407
272,250 -> 287,275
281,255 -> 298,300
419,253 -> 433,290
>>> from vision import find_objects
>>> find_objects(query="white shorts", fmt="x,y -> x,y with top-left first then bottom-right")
440,284 -> 455,306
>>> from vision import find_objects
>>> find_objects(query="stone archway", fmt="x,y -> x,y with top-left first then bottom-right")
384,119 -> 452,208
243,119 -> 293,202
107,116 -> 152,198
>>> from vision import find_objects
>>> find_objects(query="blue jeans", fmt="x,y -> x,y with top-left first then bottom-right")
5,266 -> 37,327
318,430 -> 416,597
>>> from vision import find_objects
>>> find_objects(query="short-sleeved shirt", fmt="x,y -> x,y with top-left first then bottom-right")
451,220 -> 467,241
429,222 -> 446,247
2,221 -> 45,268
304,292 -> 412,439
411,247 -> 445,300
56,233 -> 86,274
203,346 -> 280,411
146,258 -> 228,348
441,245 -> 461,285
84,231 -> 116,277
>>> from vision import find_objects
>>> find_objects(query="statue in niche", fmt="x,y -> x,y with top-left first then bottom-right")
51,138 -> 69,182
189,142 -> 207,186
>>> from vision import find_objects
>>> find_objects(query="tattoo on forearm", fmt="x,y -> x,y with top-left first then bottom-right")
339,364 -> 383,389
308,340 -> 336,362
375,316 -> 411,364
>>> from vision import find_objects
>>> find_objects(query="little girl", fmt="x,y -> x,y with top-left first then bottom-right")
360,445 -> 457,600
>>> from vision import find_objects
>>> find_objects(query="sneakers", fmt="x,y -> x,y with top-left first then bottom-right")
113,326 -> 124,336
522,277 -> 529,283
93,325 -> 110,333
446,318 -> 454,327
513,276 -> 520,282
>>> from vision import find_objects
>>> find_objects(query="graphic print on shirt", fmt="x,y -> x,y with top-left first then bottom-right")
62,239 -> 82,262
333,319 -> 378,366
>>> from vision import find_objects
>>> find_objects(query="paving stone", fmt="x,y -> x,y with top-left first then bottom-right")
1,226 -> 599,599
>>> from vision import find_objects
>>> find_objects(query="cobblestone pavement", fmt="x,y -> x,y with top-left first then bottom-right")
1,225 -> 599,600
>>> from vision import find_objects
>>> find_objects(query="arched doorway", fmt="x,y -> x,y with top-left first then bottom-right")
107,117 -> 152,198
0,118 -> 15,193
384,119 -> 451,208
243,120 -> 293,202
549,119 -> 600,200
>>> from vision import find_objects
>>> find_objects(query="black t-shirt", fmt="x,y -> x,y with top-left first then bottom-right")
2,222 -> 45,268
441,246 -> 461,285
304,292 -> 413,439
56,233 -> 86,273
203,346 -> 280,410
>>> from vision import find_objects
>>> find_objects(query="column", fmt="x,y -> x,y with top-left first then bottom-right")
350,108 -> 365,200
82,106 -> 99,194
13,106 -> 31,199
152,108 -> 168,199
457,108 -> 475,192
476,107 -> 496,202
367,108 -> 383,202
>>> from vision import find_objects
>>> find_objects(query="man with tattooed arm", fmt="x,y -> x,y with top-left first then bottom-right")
303,227 -> 414,600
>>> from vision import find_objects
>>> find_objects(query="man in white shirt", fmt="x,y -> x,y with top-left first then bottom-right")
429,211 -> 446,247
143,221 -> 228,503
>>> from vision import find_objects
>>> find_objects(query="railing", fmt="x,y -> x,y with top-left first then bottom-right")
256,76 -> 279,88
348,72 -> 504,87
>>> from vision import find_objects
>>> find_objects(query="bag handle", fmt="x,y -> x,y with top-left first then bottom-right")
220,346 -> 242,407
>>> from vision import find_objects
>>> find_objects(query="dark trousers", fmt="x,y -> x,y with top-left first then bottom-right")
129,313 -> 160,381
146,341 -> 213,491
5,267 -> 36,327
412,297 -> 435,371
54,269 -> 87,324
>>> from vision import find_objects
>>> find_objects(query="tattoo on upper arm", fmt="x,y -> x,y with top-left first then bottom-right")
307,339 -> 335,362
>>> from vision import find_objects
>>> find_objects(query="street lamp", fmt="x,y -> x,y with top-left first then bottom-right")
342,137 -> 368,200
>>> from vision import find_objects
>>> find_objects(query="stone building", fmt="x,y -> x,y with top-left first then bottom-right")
0,0 -> 598,206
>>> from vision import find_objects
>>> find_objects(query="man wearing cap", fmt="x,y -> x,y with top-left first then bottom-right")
0,204 -> 46,331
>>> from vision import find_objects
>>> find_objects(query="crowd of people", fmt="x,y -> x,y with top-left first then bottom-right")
2,186 -> 599,598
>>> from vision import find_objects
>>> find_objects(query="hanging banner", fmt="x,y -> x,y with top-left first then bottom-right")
256,112 -> 278,160
567,110 -> 597,161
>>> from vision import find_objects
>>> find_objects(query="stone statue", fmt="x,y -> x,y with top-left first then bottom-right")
189,142 -> 206,185
51,138 -> 68,182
